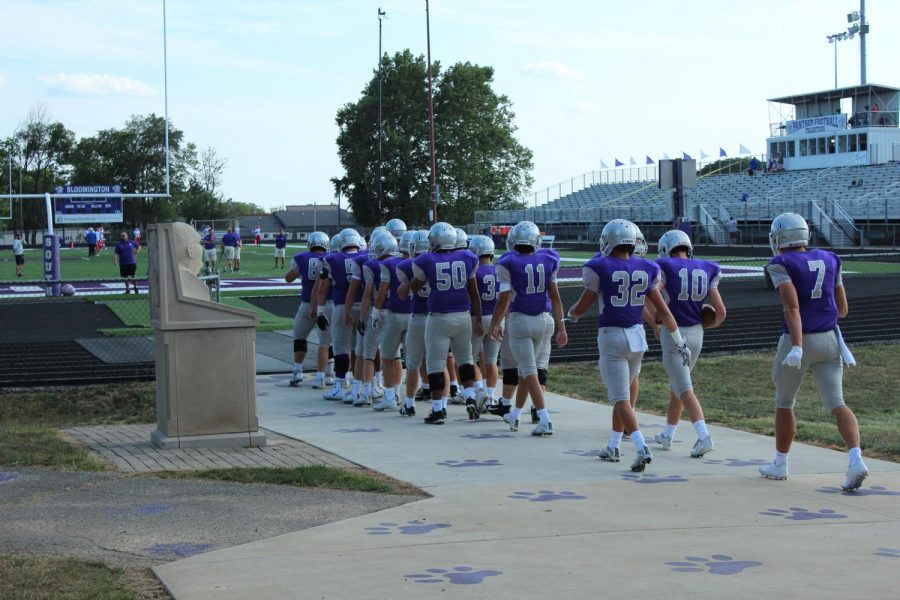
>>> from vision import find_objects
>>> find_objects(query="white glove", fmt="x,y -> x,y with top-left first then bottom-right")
370,312 -> 380,330
565,308 -> 580,323
783,345 -> 803,369
676,342 -> 691,367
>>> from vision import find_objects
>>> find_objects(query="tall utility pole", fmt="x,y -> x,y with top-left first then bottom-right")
377,7 -> 386,218
859,0 -> 867,85
425,0 -> 438,224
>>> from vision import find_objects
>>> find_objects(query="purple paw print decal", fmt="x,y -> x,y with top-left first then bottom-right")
144,542 -> 217,558
667,555 -> 762,575
405,566 -> 502,585
875,547 -> 900,558
620,473 -> 688,484
759,508 -> 846,521
108,502 -> 175,517
0,472 -> 20,484
563,449 -> 602,457
460,433 -> 513,439
365,520 -> 451,535
816,485 -> 900,496
293,411 -> 335,418
703,458 -> 768,467
437,459 -> 502,468
508,490 -> 587,502
333,428 -> 382,433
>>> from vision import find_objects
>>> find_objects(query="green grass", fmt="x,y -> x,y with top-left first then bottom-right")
0,383 -> 156,470
151,465 -> 423,495
0,555 -> 165,600
549,343 -> 900,460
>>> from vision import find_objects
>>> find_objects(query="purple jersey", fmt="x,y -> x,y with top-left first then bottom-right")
114,240 -> 138,266
380,256 -> 410,313
290,250 -> 325,303
222,232 -> 237,247
583,256 -> 661,328
397,258 -> 428,314
766,248 -> 842,334
412,250 -> 478,314
202,232 -> 216,250
322,251 -> 362,306
496,252 -> 559,315
656,257 -> 721,327
362,257 -> 383,300
475,263 -> 498,316
275,234 -> 287,249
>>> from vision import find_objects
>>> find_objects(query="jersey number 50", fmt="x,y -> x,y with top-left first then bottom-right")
436,261 -> 467,291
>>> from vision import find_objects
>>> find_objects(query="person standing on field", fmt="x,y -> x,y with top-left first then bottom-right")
12,233 -> 25,278
114,231 -> 141,294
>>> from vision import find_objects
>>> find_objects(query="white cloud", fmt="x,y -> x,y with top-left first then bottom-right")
523,60 -> 585,82
38,73 -> 154,96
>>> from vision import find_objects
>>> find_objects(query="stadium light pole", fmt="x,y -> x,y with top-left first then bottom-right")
425,0 -> 438,224
848,2 -> 869,85
377,8 -> 386,220
163,0 -> 170,196
826,32 -> 849,89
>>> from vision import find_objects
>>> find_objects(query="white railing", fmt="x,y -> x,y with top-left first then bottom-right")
697,205 -> 728,245
810,201 -> 850,247
827,200 -> 860,244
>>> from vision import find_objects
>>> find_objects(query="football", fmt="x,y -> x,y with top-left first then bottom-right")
701,304 -> 717,329
60,283 -> 76,297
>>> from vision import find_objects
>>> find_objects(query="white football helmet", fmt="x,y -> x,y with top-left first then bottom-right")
633,225 -> 649,258
412,230 -> 430,256
454,228 -> 469,249
307,231 -> 330,252
398,230 -> 416,256
371,230 -> 398,258
657,229 -> 693,258
429,222 -> 458,251
769,212 -> 809,255
339,228 -> 363,251
328,233 -> 342,253
386,218 -> 407,240
599,219 -> 640,257
508,221 -> 542,251
468,235 -> 495,258
370,226 -> 388,242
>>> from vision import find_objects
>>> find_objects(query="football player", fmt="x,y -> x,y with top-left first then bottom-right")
396,230 -> 432,416
356,231 -> 397,407
285,231 -> 329,387
759,213 -> 868,491
489,222 -> 567,436
373,230 -> 415,411
317,228 -> 364,401
567,219 -> 690,472
411,223 -> 482,424
645,229 -> 726,457
469,235 -> 500,411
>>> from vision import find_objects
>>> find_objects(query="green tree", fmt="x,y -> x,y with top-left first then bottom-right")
335,50 -> 531,227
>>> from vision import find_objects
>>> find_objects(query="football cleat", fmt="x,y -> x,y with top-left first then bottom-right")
289,372 -> 304,387
415,388 -> 431,402
530,406 -> 539,424
488,403 -> 511,417
311,377 -> 325,390
689,436 -> 715,458
372,397 -> 395,411
841,459 -> 869,491
531,422 -> 553,436
353,394 -> 372,407
598,447 -> 620,462
475,389 -> 489,413
371,382 -> 384,399
343,390 -> 357,405
465,400 -> 480,421
448,385 -> 463,404
654,433 -> 672,451
424,410 -> 445,425
630,447 -> 652,472
398,405 -> 416,417
758,462 -> 788,480
324,375 -> 335,386
323,385 -> 344,401
503,413 -> 519,432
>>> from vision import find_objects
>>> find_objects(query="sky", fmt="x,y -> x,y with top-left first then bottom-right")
2,0 -> 899,210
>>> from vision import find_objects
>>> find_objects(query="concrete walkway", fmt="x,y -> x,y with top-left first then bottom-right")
154,374 -> 900,599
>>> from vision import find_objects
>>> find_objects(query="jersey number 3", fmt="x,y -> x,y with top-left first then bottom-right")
610,270 -> 649,307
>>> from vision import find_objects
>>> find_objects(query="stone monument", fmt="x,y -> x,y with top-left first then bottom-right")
148,223 -> 266,449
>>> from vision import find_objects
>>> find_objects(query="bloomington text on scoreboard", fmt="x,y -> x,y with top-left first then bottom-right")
53,184 -> 124,224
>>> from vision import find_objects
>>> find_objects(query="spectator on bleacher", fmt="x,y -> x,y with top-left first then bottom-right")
748,157 -> 759,177
727,218 -> 738,244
